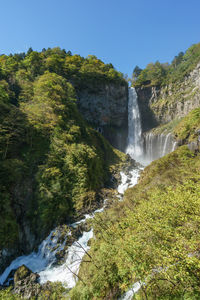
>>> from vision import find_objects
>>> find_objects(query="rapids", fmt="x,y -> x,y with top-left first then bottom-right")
0,87 -> 178,298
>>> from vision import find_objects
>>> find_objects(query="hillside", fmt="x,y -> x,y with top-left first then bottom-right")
68,43 -> 200,299
133,43 -> 200,132
0,48 -> 127,274
0,43 -> 200,300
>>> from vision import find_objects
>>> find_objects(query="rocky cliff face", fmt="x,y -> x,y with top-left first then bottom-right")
136,63 -> 200,132
77,82 -> 128,151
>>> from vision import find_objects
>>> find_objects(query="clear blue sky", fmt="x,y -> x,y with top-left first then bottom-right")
1,0 -> 200,76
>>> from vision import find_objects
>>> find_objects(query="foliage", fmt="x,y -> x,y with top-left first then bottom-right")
173,108 -> 200,142
70,146 -> 200,299
0,288 -> 21,300
0,283 -> 69,300
133,42 -> 200,87
134,61 -> 169,87
145,119 -> 181,135
0,48 -> 126,247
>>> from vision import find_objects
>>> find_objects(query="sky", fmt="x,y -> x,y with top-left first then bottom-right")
1,0 -> 200,76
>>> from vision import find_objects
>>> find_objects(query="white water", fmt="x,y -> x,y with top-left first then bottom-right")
0,207 -> 103,287
143,131 -> 177,164
0,166 -> 141,288
120,88 -> 179,299
126,87 -> 177,166
117,168 -> 142,197
0,228 -> 68,285
126,88 -> 143,163
120,282 -> 141,300
0,86 -> 179,297
39,229 -> 93,287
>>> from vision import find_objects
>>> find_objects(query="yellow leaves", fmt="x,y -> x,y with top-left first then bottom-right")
43,167 -> 61,178
21,101 -> 57,131
119,282 -> 128,291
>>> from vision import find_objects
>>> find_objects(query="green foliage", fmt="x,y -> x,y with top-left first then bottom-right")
0,288 -> 21,300
133,42 -> 200,87
171,51 -> 184,68
173,108 -> 200,142
132,65 -> 142,82
0,283 -> 69,300
167,43 -> 200,84
70,147 -> 200,299
37,282 -> 69,300
146,119 -> 181,135
0,48 -> 126,247
134,61 -> 169,87
0,80 -> 10,103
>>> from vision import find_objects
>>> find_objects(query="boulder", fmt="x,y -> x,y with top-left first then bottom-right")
13,265 -> 40,299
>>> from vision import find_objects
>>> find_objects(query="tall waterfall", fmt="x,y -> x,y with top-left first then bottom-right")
126,88 -> 177,165
126,87 -> 144,164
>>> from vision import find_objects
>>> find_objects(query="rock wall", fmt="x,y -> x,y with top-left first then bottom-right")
77,82 -> 128,151
136,62 -> 200,132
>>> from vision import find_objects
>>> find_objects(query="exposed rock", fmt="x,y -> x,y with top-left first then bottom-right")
187,140 -> 200,152
77,82 -> 128,151
135,86 -> 159,131
11,265 -> 66,299
136,63 -> 200,132
13,265 -> 40,299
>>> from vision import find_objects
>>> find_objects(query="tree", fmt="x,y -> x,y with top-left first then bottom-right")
132,65 -> 142,82
172,51 -> 184,68
27,47 -> 33,55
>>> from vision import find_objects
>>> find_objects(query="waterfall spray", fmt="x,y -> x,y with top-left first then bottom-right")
126,88 -> 143,163
126,88 -> 178,166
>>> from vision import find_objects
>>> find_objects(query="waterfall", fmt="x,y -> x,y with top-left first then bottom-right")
143,132 -> 177,164
0,165 -> 142,288
126,87 -> 143,163
126,87 -> 177,166
0,87 -> 179,297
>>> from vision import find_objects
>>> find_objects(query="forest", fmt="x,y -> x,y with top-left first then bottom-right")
0,43 -> 200,300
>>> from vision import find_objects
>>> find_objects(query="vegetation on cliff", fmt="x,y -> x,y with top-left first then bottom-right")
1,45 -> 199,300
144,107 -> 200,144
173,107 -> 200,142
133,42 -> 200,87
0,48 -> 126,250
70,146 -> 200,299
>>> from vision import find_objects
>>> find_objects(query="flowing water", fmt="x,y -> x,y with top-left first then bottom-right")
0,87 -> 178,298
126,88 -> 143,163
0,166 -> 141,288
120,87 -> 178,299
0,207 -> 105,287
126,87 -> 177,165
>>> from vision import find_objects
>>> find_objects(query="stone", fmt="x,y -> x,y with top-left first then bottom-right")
77,82 -> 128,151
13,265 -> 41,299
136,63 -> 200,132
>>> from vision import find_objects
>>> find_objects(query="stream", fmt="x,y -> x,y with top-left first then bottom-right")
0,87 -> 178,299
0,166 -> 142,289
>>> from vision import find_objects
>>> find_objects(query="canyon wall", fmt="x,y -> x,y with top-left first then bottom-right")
77,82 -> 128,151
136,62 -> 200,132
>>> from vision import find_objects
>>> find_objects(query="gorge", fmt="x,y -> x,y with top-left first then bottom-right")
0,86 -> 183,297
0,44 -> 200,299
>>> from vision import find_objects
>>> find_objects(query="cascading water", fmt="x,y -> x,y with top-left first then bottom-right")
0,166 -> 141,289
0,86 -> 179,298
126,87 -> 144,164
126,87 -> 177,165
143,131 -> 177,164
119,87 -> 179,300
0,209 -> 103,287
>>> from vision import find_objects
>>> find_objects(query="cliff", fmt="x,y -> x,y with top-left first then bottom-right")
0,49 -> 128,276
77,82 -> 128,151
136,62 -> 200,132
